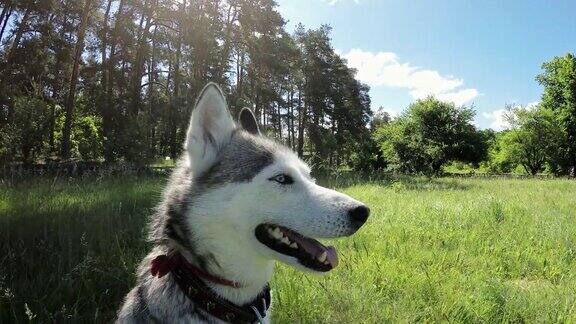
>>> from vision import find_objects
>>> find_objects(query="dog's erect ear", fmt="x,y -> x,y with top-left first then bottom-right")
185,83 -> 235,176
238,108 -> 260,135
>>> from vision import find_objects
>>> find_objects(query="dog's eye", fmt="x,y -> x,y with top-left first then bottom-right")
270,174 -> 294,185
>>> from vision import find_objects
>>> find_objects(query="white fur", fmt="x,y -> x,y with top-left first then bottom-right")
185,83 -> 236,176
118,83 -> 367,323
185,148 -> 364,307
181,85 -> 366,311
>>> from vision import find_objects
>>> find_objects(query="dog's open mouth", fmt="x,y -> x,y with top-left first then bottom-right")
255,223 -> 338,272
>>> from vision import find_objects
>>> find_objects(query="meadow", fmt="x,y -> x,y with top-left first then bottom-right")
1,175 -> 575,323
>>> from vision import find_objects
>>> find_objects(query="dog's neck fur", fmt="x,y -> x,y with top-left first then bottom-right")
199,246 -> 274,306
154,159 -> 275,309
181,239 -> 275,306
175,207 -> 275,306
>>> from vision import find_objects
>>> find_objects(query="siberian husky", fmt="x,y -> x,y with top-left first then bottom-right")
117,83 -> 370,323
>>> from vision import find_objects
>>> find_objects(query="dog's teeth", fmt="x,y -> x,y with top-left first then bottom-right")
271,228 -> 283,239
281,237 -> 290,245
317,251 -> 327,263
289,242 -> 298,249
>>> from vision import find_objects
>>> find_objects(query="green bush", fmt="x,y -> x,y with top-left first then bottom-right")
0,95 -> 51,164
374,97 -> 486,175
73,116 -> 104,161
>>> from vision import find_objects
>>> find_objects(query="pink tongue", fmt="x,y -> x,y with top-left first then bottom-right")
289,234 -> 339,268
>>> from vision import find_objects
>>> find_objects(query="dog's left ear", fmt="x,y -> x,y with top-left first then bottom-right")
185,83 -> 236,176
238,108 -> 260,135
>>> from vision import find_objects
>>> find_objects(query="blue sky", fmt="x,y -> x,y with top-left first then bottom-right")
276,0 -> 576,129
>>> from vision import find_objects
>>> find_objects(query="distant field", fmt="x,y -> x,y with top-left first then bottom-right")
1,175 -> 575,322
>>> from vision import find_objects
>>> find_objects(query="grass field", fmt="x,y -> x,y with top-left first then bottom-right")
1,175 -> 575,323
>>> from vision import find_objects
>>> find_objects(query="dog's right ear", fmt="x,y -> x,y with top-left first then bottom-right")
238,108 -> 260,135
185,83 -> 235,176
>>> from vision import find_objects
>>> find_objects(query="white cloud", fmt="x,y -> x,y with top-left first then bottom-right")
341,48 -> 479,106
482,109 -> 510,131
436,89 -> 480,106
383,108 -> 400,118
527,101 -> 540,109
481,101 -> 540,130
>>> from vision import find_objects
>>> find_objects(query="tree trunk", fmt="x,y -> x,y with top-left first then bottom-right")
218,2 -> 237,78
148,11 -> 158,157
5,5 -> 31,62
287,89 -> 293,148
236,51 -> 245,109
48,25 -> 68,154
277,101 -> 282,141
103,0 -> 125,162
61,0 -> 94,158
100,0 -> 112,94
330,118 -> 336,168
0,4 -> 17,119
297,87 -> 307,158
0,8 -> 11,43
0,4 -> 11,42
99,0 -> 112,160
262,103 -> 267,129
169,23 -> 182,159
291,107 -> 295,150
0,6 -> 7,31
130,0 -> 153,116
254,90 -> 260,125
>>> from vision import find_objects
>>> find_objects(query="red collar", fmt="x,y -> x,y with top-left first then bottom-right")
151,252 -> 271,323
151,253 -> 241,288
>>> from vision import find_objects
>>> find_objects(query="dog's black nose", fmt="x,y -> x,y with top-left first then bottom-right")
349,205 -> 370,225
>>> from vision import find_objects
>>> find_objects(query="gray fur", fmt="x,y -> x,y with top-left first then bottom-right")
117,83 -> 367,323
196,130 -> 274,189
117,246 -> 213,323
117,130 -> 278,323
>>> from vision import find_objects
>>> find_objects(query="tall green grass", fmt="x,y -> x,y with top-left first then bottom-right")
0,176 -> 163,322
1,176 -> 575,322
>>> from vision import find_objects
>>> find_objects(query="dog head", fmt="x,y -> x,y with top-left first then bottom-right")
181,83 -> 369,273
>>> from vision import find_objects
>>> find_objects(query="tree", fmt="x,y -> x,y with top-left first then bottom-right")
60,0 -> 95,159
0,0 -> 373,171
536,53 -> 576,176
485,130 -> 517,174
375,97 -> 484,175
0,94 -> 51,164
292,25 -> 372,170
496,104 -> 562,175
371,106 -> 392,129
